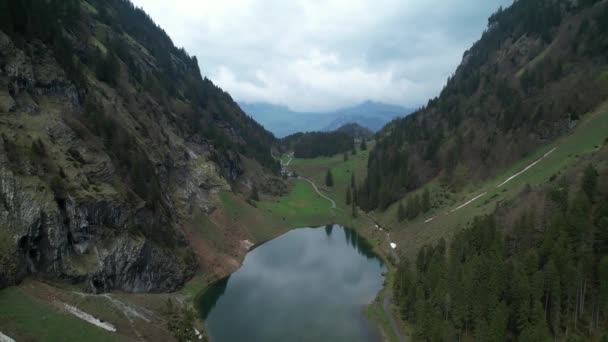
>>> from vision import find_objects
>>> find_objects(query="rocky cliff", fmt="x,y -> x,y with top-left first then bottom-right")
0,0 -> 278,293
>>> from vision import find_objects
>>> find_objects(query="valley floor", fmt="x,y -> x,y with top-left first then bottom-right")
2,103 -> 606,342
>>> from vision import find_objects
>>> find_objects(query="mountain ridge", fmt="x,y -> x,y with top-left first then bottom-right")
240,100 -> 413,137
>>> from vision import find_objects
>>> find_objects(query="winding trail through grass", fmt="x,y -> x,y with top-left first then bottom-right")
297,176 -> 337,209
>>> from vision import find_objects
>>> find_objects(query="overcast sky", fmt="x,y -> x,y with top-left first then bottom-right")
130,0 -> 511,112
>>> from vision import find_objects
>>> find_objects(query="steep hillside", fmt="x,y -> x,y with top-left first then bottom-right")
359,0 -> 608,210
0,0 -> 279,293
393,143 -> 608,341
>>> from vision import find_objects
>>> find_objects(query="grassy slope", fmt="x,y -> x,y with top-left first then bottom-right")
376,101 -> 608,261
290,143 -> 373,208
0,285 -> 128,342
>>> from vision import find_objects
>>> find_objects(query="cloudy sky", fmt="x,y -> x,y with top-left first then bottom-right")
131,0 -> 511,112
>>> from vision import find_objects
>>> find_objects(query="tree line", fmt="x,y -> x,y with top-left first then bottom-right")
281,131 -> 354,159
394,164 -> 608,340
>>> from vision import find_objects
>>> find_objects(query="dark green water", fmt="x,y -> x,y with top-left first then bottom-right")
198,225 -> 386,342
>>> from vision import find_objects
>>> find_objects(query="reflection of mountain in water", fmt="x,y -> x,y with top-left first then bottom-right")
198,225 -> 384,322
198,276 -> 230,319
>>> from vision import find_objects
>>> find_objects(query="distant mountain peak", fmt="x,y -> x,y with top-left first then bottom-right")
240,101 -> 414,137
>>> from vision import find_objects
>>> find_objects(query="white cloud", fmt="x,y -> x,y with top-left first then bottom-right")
130,0 -> 511,111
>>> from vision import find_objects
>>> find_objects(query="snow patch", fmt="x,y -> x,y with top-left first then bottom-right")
496,147 -> 556,188
0,331 -> 16,342
195,328 -> 203,340
390,243 -> 397,249
59,302 -> 117,332
241,239 -> 255,250
450,192 -> 487,213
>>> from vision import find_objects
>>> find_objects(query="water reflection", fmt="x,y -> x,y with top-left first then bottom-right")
198,276 -> 229,320
198,225 -> 385,342
325,224 -> 334,237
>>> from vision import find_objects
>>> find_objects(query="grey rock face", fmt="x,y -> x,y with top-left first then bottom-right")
0,154 -> 189,292
0,32 -> 208,293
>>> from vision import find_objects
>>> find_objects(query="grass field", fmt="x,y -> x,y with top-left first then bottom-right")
0,286 -> 127,342
290,144 -> 373,208
257,181 -> 336,229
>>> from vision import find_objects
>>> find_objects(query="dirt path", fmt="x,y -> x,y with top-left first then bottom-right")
383,232 -> 406,342
297,176 -> 337,209
423,146 -> 558,224
364,216 -> 406,342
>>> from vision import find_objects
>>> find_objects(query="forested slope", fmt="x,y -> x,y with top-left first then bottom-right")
394,150 -> 608,340
359,0 -> 608,210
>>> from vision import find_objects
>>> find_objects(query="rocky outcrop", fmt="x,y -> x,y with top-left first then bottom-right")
0,147 -> 191,292
0,29 -> 217,292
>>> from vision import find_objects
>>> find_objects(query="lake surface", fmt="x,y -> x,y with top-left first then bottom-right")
198,225 -> 386,342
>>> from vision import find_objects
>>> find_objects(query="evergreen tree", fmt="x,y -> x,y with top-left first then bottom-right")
360,138 -> 367,151
351,201 -> 357,218
0,0 -> 13,35
351,173 -> 356,188
343,152 -> 349,162
422,188 -> 431,213
250,183 -> 260,202
325,169 -> 334,187
346,187 -> 352,205
582,164 -> 598,202
96,50 -> 121,86
398,202 -> 406,222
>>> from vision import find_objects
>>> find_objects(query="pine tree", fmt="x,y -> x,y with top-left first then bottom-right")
398,201 -> 406,222
343,152 -> 349,162
325,169 -> 334,187
351,201 -> 357,218
582,164 -> 598,202
422,188 -> 431,213
96,50 -> 121,86
346,187 -> 352,205
250,183 -> 260,202
360,138 -> 368,151
351,173 -> 356,188
0,0 -> 13,34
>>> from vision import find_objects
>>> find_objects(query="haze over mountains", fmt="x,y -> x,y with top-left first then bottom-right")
240,101 -> 413,137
